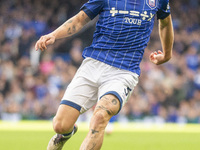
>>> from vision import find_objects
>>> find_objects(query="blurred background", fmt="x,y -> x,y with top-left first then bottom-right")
0,0 -> 200,124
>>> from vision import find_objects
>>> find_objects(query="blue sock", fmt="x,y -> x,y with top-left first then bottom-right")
62,126 -> 75,138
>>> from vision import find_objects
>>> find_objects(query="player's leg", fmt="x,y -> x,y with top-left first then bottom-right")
80,94 -> 120,150
79,63 -> 139,150
105,115 -> 118,135
47,58 -> 99,150
47,104 -> 80,150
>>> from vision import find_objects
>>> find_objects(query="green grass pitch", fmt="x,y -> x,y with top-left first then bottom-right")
0,121 -> 200,150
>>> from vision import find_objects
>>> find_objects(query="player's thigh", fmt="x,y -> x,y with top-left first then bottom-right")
94,94 -> 120,120
98,68 -> 139,112
61,58 -> 99,114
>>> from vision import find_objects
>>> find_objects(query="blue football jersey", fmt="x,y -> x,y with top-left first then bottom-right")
81,0 -> 170,75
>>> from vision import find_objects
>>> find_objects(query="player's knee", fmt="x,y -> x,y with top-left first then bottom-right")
53,119 -> 65,134
53,117 -> 72,134
91,110 -> 110,130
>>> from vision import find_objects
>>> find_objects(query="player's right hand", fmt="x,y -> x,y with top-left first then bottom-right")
35,34 -> 56,51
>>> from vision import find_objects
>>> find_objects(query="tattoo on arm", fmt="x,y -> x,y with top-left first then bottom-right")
63,11 -> 90,37
67,28 -> 72,35
72,25 -> 76,32
64,19 -> 73,27
66,25 -> 76,35
63,19 -> 77,35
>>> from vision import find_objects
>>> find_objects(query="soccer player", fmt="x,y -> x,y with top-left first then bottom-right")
35,0 -> 174,149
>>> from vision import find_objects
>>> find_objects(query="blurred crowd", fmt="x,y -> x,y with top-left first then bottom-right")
0,0 -> 200,124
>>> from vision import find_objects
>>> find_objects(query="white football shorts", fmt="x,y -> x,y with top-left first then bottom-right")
61,57 -> 139,114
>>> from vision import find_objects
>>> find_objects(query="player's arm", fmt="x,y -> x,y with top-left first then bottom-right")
35,10 -> 91,51
149,15 -> 174,65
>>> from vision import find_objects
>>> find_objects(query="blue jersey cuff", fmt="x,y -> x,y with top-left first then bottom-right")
81,6 -> 96,20
157,12 -> 170,20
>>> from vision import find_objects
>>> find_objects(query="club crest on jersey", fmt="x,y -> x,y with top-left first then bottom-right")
146,0 -> 157,9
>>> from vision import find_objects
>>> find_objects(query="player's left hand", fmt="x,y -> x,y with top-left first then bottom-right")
149,50 -> 166,65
